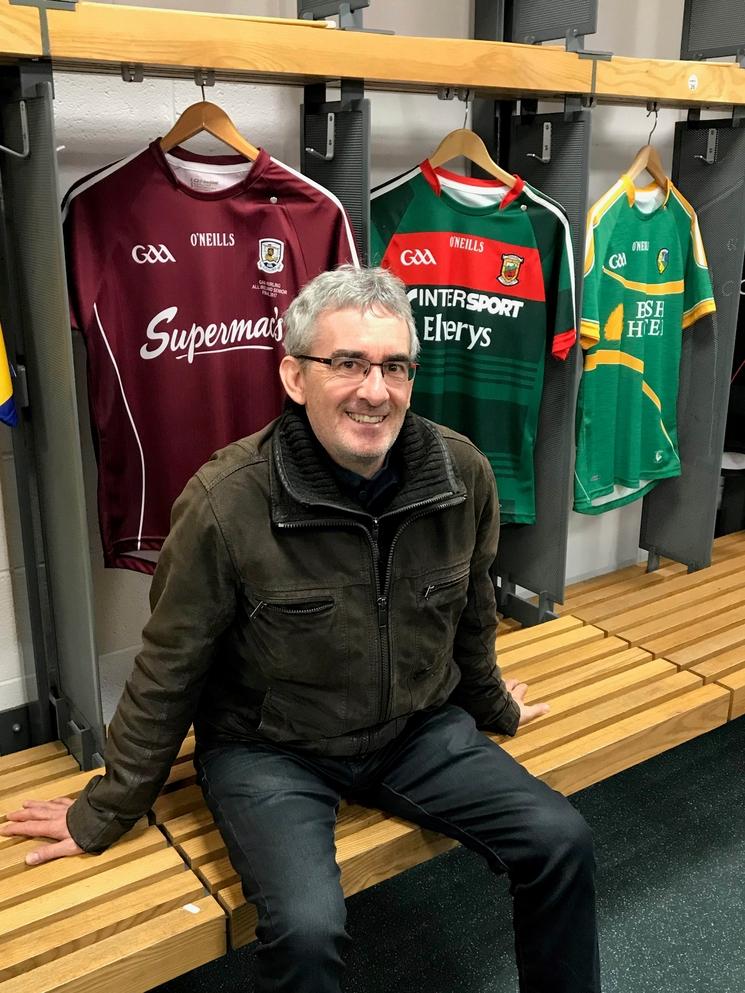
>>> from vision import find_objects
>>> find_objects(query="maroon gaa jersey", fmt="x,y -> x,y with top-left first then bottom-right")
63,142 -> 358,573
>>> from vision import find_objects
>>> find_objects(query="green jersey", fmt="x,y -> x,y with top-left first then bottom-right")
371,162 -> 576,524
574,175 -> 716,514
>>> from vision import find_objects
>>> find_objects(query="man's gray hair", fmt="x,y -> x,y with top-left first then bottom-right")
283,265 -> 420,359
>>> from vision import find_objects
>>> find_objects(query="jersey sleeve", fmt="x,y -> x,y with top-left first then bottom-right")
682,213 -> 716,330
550,214 -> 577,360
62,192 -> 101,336
579,211 -> 601,349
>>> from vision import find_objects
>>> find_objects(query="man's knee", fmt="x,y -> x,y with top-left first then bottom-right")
258,886 -> 349,958
519,797 -> 595,878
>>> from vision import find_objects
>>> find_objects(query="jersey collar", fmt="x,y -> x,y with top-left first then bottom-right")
150,141 -> 271,200
419,160 -> 524,210
620,172 -> 671,209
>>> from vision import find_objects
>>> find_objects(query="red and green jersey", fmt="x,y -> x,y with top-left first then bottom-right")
371,162 -> 576,523
574,175 -> 716,514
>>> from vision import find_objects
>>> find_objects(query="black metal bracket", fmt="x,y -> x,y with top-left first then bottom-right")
303,79 -> 364,163
9,0 -> 76,58
50,689 -> 102,770
121,63 -> 144,83
298,0 -> 391,33
0,100 -> 29,159
694,127 -> 719,164
526,120 -> 552,164
194,68 -> 215,89
496,579 -> 557,626
567,29 -> 612,60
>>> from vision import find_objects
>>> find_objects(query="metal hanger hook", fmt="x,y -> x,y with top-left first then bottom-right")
646,102 -> 659,145
462,99 -> 469,130
201,84 -> 206,102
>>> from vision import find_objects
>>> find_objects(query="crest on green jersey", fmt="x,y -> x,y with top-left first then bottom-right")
498,253 -> 524,286
657,248 -> 669,274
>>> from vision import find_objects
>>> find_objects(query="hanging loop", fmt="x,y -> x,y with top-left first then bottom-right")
646,101 -> 659,144
193,68 -> 215,93
0,100 -> 30,159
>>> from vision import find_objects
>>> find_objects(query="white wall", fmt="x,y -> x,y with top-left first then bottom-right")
0,0 -> 695,716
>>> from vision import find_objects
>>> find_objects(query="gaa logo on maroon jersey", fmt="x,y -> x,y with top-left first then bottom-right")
131,244 -> 176,264
497,253 -> 524,286
400,248 -> 436,266
258,238 -> 285,274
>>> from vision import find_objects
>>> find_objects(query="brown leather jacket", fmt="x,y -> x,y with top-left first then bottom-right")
67,407 -> 518,852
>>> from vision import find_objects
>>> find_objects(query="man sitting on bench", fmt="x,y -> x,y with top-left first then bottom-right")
2,265 -> 601,993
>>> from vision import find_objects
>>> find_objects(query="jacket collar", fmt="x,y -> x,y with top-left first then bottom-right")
270,404 -> 465,524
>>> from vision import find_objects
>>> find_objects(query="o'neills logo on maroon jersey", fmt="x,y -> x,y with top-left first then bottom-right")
139,305 -> 283,365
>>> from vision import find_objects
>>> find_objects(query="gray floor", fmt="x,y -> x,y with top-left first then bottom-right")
151,715 -> 745,993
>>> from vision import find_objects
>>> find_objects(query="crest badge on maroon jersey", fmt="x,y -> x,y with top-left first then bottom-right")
258,238 -> 285,273
497,253 -> 524,286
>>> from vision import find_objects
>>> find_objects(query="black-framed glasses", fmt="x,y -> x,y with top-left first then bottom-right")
296,354 -> 418,384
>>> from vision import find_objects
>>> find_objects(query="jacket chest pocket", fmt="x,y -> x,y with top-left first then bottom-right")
245,591 -> 346,686
413,565 -> 471,669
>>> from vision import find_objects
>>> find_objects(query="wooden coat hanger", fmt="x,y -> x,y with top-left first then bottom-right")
428,128 -> 516,188
160,101 -> 259,161
626,144 -> 668,189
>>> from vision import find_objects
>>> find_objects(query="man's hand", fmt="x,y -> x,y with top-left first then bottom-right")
505,678 -> 550,727
0,797 -> 85,865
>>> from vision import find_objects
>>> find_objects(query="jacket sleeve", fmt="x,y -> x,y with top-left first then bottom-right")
448,456 -> 520,736
66,474 -> 239,853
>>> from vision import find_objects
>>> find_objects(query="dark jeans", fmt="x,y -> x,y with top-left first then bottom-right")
195,704 -> 601,993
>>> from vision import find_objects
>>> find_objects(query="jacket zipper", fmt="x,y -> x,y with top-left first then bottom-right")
250,599 -> 333,619
376,495 -> 466,723
276,491 -> 466,727
423,566 -> 471,600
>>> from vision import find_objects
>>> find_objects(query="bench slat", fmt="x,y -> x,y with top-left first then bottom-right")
572,559 -> 745,625
527,647 -> 653,701
498,625 -> 605,670
0,757 -> 84,799
525,683 -> 730,796
500,632 -> 626,683
0,826 -> 166,920
1,873 -> 205,981
646,611 -> 745,667
496,615 -> 583,651
687,647 -> 745,685
717,669 -> 745,720
504,669 -> 702,762
151,784 -> 204,825
614,587 -> 745,646
0,896 -> 225,993
0,744 -> 69,776
0,845 -> 184,944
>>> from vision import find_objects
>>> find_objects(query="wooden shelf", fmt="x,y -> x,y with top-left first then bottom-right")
1,0 -> 743,108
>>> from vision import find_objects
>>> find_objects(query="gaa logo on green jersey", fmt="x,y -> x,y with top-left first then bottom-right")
657,248 -> 669,274
497,253 -> 524,286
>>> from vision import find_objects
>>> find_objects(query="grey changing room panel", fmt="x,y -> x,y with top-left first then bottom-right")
0,76 -> 103,763
640,120 -> 745,570
494,110 -> 590,607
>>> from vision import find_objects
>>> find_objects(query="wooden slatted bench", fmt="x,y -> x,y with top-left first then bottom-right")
2,532 -> 744,991
0,743 -> 225,992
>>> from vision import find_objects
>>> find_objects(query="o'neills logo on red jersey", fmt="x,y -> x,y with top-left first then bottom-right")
139,305 -> 283,365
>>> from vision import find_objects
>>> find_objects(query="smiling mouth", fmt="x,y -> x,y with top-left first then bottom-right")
346,412 -> 387,424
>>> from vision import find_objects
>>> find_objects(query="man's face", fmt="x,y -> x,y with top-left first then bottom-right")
280,307 -> 414,478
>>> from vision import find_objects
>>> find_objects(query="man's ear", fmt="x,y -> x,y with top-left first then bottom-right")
279,355 -> 306,405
